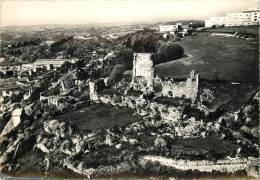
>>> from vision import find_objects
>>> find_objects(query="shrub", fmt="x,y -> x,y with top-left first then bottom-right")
199,89 -> 216,107
154,137 -> 167,148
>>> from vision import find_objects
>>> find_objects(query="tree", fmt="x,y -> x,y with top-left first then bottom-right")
60,61 -> 72,74
116,48 -> 133,70
154,43 -> 184,64
132,36 -> 158,53
123,32 -> 160,53
177,25 -> 183,32
187,29 -> 193,36
76,69 -> 89,80
108,64 -> 125,85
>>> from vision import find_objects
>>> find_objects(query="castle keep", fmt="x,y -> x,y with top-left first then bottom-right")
132,53 -> 155,91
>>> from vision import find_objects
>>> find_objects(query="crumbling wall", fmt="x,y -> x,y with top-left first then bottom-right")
131,76 -> 154,93
155,71 -> 199,102
132,53 -> 155,87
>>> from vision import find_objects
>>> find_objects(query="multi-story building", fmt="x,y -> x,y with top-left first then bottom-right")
205,8 -> 260,27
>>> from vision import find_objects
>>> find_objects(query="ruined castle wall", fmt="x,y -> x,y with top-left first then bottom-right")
160,79 -> 198,100
157,72 -> 199,102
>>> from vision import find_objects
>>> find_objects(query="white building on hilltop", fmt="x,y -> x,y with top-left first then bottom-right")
205,8 -> 260,27
159,25 -> 178,32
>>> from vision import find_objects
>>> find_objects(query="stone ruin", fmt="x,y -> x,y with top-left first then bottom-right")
132,53 -> 155,91
154,71 -> 199,101
131,52 -> 199,102
89,52 -> 200,103
89,81 -> 99,101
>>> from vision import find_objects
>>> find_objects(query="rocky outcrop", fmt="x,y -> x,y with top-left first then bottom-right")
174,117 -> 219,138
246,160 -> 259,178
0,129 -> 35,172
0,109 -> 23,142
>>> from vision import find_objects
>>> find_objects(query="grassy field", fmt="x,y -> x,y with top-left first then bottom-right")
200,80 -> 258,112
156,32 -> 259,83
57,104 -> 140,132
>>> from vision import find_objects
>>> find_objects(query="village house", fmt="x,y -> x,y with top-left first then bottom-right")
21,58 -> 79,73
0,78 -> 23,98
40,92 -> 64,109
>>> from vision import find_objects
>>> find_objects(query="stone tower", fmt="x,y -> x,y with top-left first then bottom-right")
89,81 -> 99,101
132,53 -> 155,87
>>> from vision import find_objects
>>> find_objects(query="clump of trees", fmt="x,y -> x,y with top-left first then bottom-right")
189,21 -> 205,29
6,45 -> 55,63
211,24 -> 225,29
50,36 -> 73,50
122,32 -> 161,53
153,42 -> 184,64
120,32 -> 185,66
20,45 -> 55,62
60,61 -> 72,74
235,31 -> 257,39
51,37 -> 113,62
132,37 -> 158,53
10,38 -> 42,48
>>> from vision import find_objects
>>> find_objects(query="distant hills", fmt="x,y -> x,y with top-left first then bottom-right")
162,20 -> 205,25
1,20 -> 206,30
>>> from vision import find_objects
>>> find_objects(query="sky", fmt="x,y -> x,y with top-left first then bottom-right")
0,0 -> 259,27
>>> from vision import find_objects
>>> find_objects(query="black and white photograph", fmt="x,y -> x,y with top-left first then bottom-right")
0,0 -> 259,179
